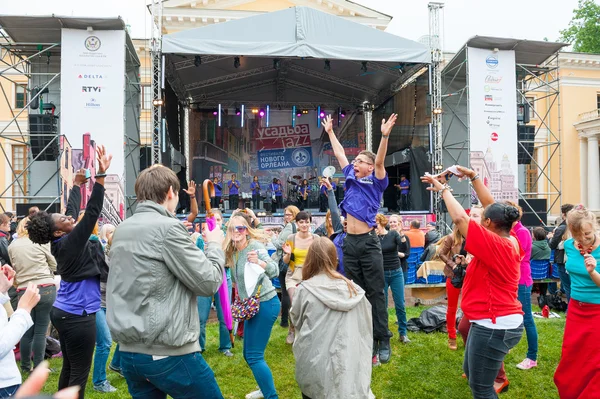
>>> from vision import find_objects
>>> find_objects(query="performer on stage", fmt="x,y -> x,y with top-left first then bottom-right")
227,174 -> 240,211
212,177 -> 222,209
319,177 -> 337,212
250,176 -> 261,210
395,175 -> 410,211
270,179 -> 283,211
322,113 -> 397,365
298,179 -> 311,211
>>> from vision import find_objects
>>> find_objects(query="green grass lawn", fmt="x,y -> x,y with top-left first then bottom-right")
36,306 -> 564,398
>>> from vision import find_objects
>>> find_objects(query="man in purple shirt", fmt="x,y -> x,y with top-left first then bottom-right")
395,175 -> 411,211
250,176 -> 261,210
322,113 -> 397,365
319,177 -> 337,212
227,174 -> 240,211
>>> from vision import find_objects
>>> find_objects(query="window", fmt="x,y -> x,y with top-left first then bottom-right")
525,148 -> 538,194
526,96 -> 535,120
142,85 -> 152,109
12,145 -> 27,200
597,93 -> 600,110
15,84 -> 27,109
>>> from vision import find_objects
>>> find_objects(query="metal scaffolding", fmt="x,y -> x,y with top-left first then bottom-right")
151,0 -> 164,165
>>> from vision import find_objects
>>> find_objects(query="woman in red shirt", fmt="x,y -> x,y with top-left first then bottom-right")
422,166 -> 523,399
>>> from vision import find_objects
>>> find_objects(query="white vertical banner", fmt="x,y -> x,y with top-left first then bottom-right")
61,29 -> 126,220
467,47 -> 518,202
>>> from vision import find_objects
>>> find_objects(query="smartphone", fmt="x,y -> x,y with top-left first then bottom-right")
85,169 -> 91,179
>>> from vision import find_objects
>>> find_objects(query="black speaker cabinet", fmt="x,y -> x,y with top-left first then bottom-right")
29,114 -> 59,161
517,125 -> 535,165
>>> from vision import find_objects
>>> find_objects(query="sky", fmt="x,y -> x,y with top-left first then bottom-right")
3,0 -> 580,52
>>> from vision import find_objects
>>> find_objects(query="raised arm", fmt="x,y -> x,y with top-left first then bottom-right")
421,174 -> 470,238
184,181 -> 198,223
66,171 -> 86,219
375,114 -> 397,180
322,178 -> 342,232
322,115 -> 349,170
457,166 -> 494,208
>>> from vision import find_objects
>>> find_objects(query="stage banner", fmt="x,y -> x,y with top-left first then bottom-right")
257,147 -> 313,170
254,124 -> 311,150
60,29 -> 126,221
467,47 -> 518,202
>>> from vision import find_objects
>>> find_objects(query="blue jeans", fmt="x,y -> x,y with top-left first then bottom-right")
517,284 -> 538,361
464,323 -> 523,399
110,344 -> 122,370
384,268 -> 407,336
93,307 -> 113,386
0,384 -> 19,398
198,272 -> 232,352
244,296 -> 280,399
120,351 -> 223,399
558,264 -> 571,304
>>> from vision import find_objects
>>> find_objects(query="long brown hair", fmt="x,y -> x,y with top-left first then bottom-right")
302,237 -> 357,297
325,210 -> 333,237
223,215 -> 267,267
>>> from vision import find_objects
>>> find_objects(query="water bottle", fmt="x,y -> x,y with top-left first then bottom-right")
542,305 -> 549,318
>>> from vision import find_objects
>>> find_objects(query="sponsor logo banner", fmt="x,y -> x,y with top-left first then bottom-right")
254,124 -> 311,150
257,147 -> 313,170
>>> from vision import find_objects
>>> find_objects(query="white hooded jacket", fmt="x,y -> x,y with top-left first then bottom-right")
290,273 -> 375,399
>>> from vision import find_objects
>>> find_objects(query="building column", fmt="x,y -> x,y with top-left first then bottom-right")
587,134 -> 600,210
580,136 -> 588,206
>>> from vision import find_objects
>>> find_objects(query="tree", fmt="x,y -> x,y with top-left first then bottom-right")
560,0 -> 600,53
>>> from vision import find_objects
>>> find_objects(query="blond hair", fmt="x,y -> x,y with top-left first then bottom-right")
223,215 -> 267,267
16,217 -> 29,238
285,205 -> 300,221
99,224 -> 115,243
567,205 -> 597,237
325,210 -> 333,237
302,236 -> 357,297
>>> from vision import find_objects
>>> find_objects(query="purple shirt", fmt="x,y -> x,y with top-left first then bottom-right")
250,182 -> 260,194
214,183 -> 222,196
228,180 -> 240,195
271,183 -> 282,196
513,221 -> 533,286
320,182 -> 337,195
339,164 -> 388,228
399,179 -> 410,195
53,277 -> 101,315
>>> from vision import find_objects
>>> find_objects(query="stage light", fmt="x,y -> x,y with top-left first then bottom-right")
266,105 -> 270,127
234,56 -> 240,68
235,108 -> 241,116
273,58 -> 281,70
194,56 -> 202,67
258,109 -> 265,118
297,112 -> 302,117
241,104 -> 245,127
292,105 -> 297,128
212,109 -> 218,116
218,103 -> 222,127
317,106 -> 321,124
152,99 -> 164,106
319,111 -> 325,118
251,108 -> 259,114
302,109 -> 309,114
324,59 -> 331,71
361,61 -> 368,73
433,108 -> 443,115
341,110 -> 346,118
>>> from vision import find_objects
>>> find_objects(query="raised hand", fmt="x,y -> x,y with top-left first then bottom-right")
0,265 -> 13,294
247,250 -> 259,265
73,169 -> 89,187
282,242 -> 292,255
17,282 -> 40,313
381,113 -> 398,136
421,174 -> 445,192
96,145 -> 113,173
456,165 -> 476,180
321,177 -> 332,191
321,115 -> 334,135
185,180 -> 196,197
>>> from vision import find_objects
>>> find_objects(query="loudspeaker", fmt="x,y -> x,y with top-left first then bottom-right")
16,202 -> 60,217
29,114 -> 59,161
140,147 -> 152,171
517,125 -> 535,165
521,212 -> 547,227
519,198 -> 547,227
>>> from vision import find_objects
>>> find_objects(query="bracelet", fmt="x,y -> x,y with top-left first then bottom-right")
95,173 -> 107,178
189,195 -> 195,199
440,184 -> 453,194
470,174 -> 480,182
382,134 -> 390,139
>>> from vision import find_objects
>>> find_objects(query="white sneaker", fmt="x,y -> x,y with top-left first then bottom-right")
245,389 -> 264,399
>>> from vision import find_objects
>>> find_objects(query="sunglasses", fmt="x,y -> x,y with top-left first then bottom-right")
232,225 -> 247,233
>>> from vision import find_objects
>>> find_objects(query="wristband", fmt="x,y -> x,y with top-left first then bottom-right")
190,195 -> 195,199
95,173 -> 107,178
382,134 -> 390,139
470,174 -> 480,182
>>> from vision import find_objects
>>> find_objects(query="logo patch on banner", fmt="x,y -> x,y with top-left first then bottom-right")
85,36 -> 101,51
486,55 -> 498,69
258,147 -> 313,170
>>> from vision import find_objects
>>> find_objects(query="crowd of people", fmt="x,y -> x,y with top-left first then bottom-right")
0,116 -> 596,399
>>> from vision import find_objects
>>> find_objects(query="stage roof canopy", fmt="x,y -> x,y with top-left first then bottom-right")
162,6 -> 430,108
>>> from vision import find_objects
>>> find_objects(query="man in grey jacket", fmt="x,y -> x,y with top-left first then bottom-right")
107,165 -> 225,399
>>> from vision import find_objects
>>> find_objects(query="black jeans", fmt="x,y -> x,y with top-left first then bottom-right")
342,230 -> 390,342
278,265 -> 290,326
252,194 -> 260,209
400,193 -> 410,211
319,193 -> 327,212
19,285 -> 56,370
50,307 -> 97,399
229,194 -> 239,210
211,196 -> 221,209
464,323 -> 524,399
275,196 -> 283,211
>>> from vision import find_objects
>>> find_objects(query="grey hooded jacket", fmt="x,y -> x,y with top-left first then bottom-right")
106,201 -> 224,356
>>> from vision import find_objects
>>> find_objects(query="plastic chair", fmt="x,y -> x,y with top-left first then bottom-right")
530,259 -> 551,280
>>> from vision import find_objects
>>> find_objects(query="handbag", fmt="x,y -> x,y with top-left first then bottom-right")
231,284 -> 262,322
451,264 -> 466,289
